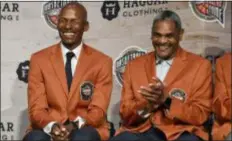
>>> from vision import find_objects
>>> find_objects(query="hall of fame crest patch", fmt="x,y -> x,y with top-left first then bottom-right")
42,0 -> 79,29
189,1 -> 227,28
169,88 -> 187,102
80,81 -> 94,101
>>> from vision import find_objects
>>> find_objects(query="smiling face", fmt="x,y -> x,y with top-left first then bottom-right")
151,19 -> 183,60
57,4 -> 89,50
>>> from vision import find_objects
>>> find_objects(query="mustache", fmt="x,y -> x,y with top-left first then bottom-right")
154,43 -> 170,47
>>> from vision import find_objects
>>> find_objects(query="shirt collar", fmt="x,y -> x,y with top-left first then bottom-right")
61,42 -> 83,58
155,55 -> 173,66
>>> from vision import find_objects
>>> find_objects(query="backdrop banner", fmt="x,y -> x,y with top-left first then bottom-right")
1,1 -> 231,140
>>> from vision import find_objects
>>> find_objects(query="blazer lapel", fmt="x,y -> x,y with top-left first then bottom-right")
50,44 -> 69,98
164,47 -> 188,86
144,52 -> 156,84
69,44 -> 92,100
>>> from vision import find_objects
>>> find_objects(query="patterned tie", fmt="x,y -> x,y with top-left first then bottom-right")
65,52 -> 75,92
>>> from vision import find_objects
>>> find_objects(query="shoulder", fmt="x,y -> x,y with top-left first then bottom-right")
217,52 -> 231,64
85,44 -> 112,62
128,52 -> 152,66
31,43 -> 58,61
185,49 -> 211,67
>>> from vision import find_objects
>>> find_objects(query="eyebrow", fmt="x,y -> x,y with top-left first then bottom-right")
153,32 -> 175,36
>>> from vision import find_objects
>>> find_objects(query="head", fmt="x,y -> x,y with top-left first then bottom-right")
57,2 -> 89,50
151,10 -> 184,60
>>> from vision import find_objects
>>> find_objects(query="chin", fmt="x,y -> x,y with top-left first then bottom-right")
62,41 -> 74,47
157,54 -> 172,60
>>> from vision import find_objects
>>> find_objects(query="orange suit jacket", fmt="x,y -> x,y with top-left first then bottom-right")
117,47 -> 212,140
212,53 -> 231,140
26,43 -> 113,140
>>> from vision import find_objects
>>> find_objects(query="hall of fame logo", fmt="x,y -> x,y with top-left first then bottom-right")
169,88 -> 187,102
189,1 -> 227,28
114,46 -> 146,86
16,60 -> 30,83
80,81 -> 94,101
42,0 -> 78,29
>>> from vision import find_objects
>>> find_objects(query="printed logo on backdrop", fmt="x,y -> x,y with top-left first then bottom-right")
0,2 -> 20,21
101,1 -> 120,21
114,46 -> 146,86
42,0 -> 79,29
16,60 -> 30,83
101,0 -> 168,20
0,122 -> 14,140
189,1 -> 227,28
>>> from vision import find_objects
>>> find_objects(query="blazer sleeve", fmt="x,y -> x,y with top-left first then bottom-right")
28,54 -> 54,129
166,60 -> 212,125
85,57 -> 113,127
120,62 -> 149,126
213,59 -> 231,121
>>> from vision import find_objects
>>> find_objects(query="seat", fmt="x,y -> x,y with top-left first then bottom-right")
203,47 -> 225,141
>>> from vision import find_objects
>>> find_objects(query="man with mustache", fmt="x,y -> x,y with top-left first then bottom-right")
23,2 -> 112,141
212,53 -> 231,141
110,10 -> 212,141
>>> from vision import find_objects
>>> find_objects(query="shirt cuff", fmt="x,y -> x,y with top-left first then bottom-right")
43,121 -> 57,135
137,109 -> 151,119
73,116 -> 86,128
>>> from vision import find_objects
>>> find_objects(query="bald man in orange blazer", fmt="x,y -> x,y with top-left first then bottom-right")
24,2 -> 112,141
110,10 -> 212,141
212,53 -> 231,141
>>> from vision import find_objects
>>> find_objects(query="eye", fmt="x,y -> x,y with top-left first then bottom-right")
71,20 -> 82,25
58,18 -> 66,24
166,34 -> 174,38
153,33 -> 161,38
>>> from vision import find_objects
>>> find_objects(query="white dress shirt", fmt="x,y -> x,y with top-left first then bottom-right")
156,58 -> 173,82
137,57 -> 173,118
61,43 -> 82,76
43,42 -> 85,135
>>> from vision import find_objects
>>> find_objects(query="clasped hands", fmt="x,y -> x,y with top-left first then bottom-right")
51,121 -> 81,141
138,77 -> 167,112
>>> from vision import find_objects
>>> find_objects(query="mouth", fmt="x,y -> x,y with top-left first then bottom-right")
157,45 -> 170,51
62,32 -> 75,39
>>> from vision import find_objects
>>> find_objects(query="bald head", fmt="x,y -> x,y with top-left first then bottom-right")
59,2 -> 88,21
57,2 -> 89,50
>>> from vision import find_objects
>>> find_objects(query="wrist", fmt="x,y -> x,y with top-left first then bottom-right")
147,102 -> 159,112
51,123 -> 59,134
163,97 -> 172,109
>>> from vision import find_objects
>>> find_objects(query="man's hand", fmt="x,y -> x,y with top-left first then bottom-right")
51,123 -> 69,141
138,77 -> 167,111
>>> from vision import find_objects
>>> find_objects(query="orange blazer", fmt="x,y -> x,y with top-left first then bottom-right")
26,43 -> 113,140
212,53 -> 231,140
117,47 -> 212,140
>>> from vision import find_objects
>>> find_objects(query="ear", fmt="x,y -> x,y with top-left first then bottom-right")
84,21 -> 89,32
179,29 -> 184,41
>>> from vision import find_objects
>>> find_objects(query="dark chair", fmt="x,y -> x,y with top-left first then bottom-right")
203,47 -> 225,141
108,121 -> 116,138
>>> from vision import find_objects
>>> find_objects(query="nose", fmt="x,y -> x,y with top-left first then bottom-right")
159,36 -> 168,44
65,21 -> 71,30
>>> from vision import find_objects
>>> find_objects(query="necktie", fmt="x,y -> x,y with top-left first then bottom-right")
65,52 -> 75,92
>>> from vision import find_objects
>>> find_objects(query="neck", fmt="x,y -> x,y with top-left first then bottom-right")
62,42 -> 81,51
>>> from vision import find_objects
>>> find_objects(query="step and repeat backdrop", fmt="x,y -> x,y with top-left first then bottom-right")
1,1 -> 231,140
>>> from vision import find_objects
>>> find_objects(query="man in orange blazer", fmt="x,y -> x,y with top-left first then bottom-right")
110,10 -> 212,141
212,53 -> 231,141
23,2 -> 112,141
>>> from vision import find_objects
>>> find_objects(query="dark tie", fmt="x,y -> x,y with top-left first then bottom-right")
156,59 -> 163,65
65,52 -> 75,92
